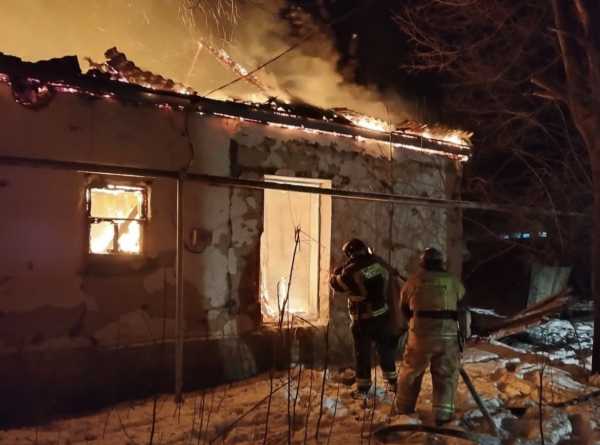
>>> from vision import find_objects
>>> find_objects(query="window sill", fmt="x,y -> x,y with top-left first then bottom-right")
85,253 -> 150,276
260,315 -> 328,330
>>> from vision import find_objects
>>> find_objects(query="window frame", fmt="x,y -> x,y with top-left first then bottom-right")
85,183 -> 149,256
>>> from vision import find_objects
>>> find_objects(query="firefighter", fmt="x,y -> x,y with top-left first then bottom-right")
329,238 -> 400,399
395,247 -> 465,426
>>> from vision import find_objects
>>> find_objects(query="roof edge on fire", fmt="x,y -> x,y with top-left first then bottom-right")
0,50 -> 472,159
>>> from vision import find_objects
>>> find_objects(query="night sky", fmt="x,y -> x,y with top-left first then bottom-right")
301,0 -> 445,120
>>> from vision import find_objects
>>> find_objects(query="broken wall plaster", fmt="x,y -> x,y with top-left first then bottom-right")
0,167 -> 239,352
0,81 -> 458,357
227,178 -> 264,329
230,134 -> 452,356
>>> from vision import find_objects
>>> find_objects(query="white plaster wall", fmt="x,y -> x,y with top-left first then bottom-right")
0,82 -> 461,355
0,167 -> 86,313
0,84 -> 238,352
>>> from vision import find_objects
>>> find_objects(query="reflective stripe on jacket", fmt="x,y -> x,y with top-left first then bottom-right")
329,255 -> 389,320
400,269 -> 465,338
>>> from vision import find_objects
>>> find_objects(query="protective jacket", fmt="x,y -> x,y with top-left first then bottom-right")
329,254 -> 389,320
400,269 -> 465,338
395,267 -> 466,422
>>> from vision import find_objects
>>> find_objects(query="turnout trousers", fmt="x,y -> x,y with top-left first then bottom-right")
351,311 -> 398,391
395,335 -> 460,420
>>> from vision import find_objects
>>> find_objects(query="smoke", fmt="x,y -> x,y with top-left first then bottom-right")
229,1 -> 416,123
0,0 -> 416,124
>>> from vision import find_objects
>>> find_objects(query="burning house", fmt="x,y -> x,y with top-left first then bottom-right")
0,49 -> 472,426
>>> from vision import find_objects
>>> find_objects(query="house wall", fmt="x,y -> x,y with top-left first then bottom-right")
0,83 -> 459,426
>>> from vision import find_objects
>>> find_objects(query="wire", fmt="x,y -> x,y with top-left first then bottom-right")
201,0 -> 381,98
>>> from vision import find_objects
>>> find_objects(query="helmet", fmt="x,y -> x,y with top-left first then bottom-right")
420,247 -> 443,263
342,238 -> 368,258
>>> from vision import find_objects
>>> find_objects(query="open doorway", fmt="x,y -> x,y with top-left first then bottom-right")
260,176 -> 332,322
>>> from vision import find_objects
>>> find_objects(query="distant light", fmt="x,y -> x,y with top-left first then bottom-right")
523,233 -> 531,239
539,232 -> 548,238
501,234 -> 509,239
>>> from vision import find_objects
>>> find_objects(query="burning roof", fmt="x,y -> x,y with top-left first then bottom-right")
102,48 -> 196,96
0,49 -> 472,159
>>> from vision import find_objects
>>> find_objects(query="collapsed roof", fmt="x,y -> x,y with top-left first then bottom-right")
0,48 -> 472,159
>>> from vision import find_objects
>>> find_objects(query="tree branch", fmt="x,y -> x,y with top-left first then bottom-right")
549,0 -> 586,110
530,77 -> 566,101
572,0 -> 600,98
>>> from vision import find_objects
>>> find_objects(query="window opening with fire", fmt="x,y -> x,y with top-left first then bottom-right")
86,184 -> 148,255
260,176 -> 331,322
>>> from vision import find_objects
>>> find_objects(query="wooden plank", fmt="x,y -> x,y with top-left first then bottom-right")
483,288 -> 571,339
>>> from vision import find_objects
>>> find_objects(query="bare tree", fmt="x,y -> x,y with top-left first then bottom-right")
395,0 -> 600,371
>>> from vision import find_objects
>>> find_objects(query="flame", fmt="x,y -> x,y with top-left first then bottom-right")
0,75 -> 470,161
90,221 -> 141,254
343,114 -> 388,133
342,110 -> 471,148
421,131 -> 468,147
90,223 -> 115,254
260,287 -> 277,318
278,276 -> 287,308
260,275 -> 307,320
215,111 -> 468,160
277,277 -> 307,314
118,221 -> 141,253
89,186 -> 145,254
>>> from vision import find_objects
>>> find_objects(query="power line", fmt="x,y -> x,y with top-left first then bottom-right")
202,0 -> 380,98
0,155 -> 588,217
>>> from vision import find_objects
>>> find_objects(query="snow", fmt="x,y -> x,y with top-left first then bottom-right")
570,301 -> 593,312
1,319 -> 599,445
501,319 -> 593,351
502,407 -> 572,445
462,348 -> 499,364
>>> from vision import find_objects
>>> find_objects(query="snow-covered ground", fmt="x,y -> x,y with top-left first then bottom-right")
1,319 -> 599,445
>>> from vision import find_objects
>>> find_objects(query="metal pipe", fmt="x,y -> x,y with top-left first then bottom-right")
0,155 -> 586,216
174,170 -> 185,403
459,367 -> 501,436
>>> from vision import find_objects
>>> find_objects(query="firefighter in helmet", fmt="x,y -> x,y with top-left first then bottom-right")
329,238 -> 400,399
395,247 -> 465,426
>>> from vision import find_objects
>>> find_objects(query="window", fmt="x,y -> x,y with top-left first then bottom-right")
260,176 -> 331,322
86,184 -> 148,254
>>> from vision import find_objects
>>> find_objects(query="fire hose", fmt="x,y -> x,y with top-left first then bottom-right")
371,423 -> 502,445
371,366 -> 502,443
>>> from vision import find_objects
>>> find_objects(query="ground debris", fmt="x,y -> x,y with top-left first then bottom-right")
0,318 -> 597,445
